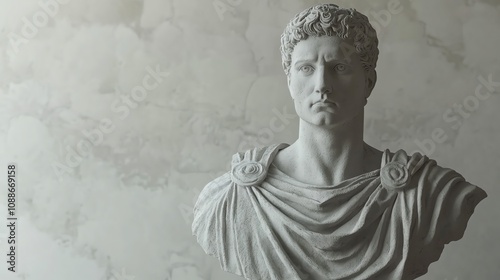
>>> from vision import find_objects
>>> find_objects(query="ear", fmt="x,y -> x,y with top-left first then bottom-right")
365,69 -> 377,99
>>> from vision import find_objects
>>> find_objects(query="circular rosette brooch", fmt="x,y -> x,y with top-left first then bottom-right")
231,160 -> 267,187
380,161 -> 410,191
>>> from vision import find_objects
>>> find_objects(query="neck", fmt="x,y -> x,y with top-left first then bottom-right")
291,112 -> 368,185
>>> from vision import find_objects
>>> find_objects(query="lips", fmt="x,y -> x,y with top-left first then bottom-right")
314,100 -> 336,105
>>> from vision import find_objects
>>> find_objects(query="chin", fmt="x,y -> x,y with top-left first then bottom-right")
307,115 -> 340,127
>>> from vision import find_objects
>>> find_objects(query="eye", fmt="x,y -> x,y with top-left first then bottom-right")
299,65 -> 314,73
335,64 -> 347,72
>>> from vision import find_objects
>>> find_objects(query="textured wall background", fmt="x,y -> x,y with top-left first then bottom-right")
0,0 -> 499,279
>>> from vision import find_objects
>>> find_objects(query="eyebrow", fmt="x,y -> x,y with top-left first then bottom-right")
294,59 -> 314,66
294,58 -> 349,66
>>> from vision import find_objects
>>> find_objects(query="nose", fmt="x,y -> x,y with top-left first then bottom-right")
314,67 -> 332,96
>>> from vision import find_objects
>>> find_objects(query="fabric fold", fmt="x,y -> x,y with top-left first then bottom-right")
192,144 -> 487,280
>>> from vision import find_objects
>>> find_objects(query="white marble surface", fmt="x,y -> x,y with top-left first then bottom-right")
0,0 -> 498,279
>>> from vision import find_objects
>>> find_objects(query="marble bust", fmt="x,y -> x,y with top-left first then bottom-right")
192,4 -> 487,280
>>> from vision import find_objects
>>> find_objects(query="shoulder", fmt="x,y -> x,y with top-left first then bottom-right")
378,148 -> 429,191
377,148 -> 486,201
194,143 -> 289,209
194,172 -> 232,208
192,144 -> 287,265
379,147 -> 473,181
395,150 -> 488,274
383,149 -> 487,227
230,143 -> 288,186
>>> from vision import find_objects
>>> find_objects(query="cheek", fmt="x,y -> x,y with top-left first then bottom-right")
289,83 -> 299,99
289,79 -> 309,100
338,77 -> 365,99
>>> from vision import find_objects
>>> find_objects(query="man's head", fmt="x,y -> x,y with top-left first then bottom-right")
280,4 -> 379,127
280,4 -> 379,78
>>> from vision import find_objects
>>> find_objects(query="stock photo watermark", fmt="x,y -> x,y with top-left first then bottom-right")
212,0 -> 405,34
5,164 -> 18,273
51,64 -> 169,178
8,0 -> 72,54
361,0 -> 404,36
178,105 -> 297,227
238,105 -> 297,151
413,73 -> 499,156
212,0 -> 243,21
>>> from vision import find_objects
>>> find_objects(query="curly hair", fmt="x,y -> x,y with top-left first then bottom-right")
280,4 -> 379,76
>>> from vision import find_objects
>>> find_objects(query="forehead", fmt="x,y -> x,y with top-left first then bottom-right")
291,35 -> 360,63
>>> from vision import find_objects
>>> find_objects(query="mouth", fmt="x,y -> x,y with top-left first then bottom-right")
314,100 -> 337,106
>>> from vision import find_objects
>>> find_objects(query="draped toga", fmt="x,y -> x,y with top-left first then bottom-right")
192,143 -> 487,280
